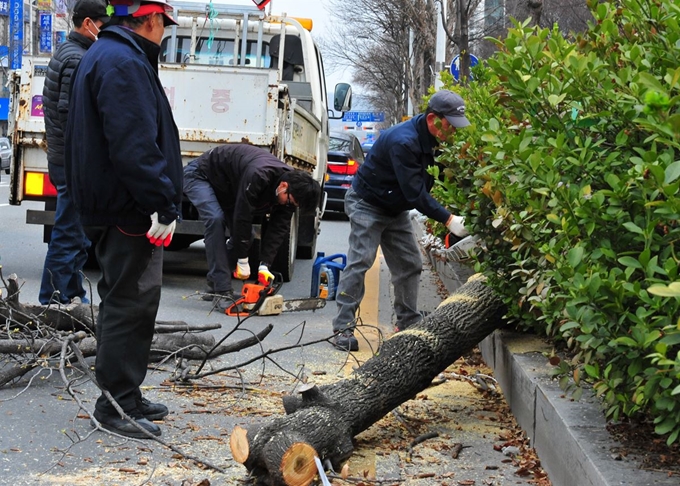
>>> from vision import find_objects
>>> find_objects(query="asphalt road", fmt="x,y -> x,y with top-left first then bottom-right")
0,180 -> 538,486
0,181 -> 370,481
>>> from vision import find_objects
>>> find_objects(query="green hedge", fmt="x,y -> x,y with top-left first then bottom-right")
431,0 -> 680,444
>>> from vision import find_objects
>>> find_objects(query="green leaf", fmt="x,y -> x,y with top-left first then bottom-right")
546,213 -> 561,224
618,256 -> 642,269
605,173 -> 621,191
614,337 -> 638,347
548,94 -> 566,107
622,222 -> 644,235
648,282 -> 680,297
671,385 -> 680,396
568,247 -> 584,267
660,333 -> 680,346
655,417 -> 676,435
666,161 -> 680,184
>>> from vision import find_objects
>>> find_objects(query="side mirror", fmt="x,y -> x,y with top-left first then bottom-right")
334,83 -> 352,112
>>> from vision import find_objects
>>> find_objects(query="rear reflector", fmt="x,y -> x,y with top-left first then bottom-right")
25,171 -> 58,197
327,159 -> 358,175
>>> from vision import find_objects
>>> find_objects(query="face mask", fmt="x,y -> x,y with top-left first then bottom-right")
86,22 -> 101,41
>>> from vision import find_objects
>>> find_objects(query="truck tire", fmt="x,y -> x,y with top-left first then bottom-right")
272,211 -> 298,282
296,213 -> 317,260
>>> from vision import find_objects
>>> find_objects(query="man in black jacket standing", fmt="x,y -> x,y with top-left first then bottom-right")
39,0 -> 109,305
65,0 -> 182,439
183,144 -> 321,311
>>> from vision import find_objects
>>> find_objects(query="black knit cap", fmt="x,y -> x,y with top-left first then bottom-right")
73,0 -> 110,22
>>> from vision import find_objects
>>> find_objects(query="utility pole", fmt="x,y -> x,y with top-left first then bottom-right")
434,0 -> 447,89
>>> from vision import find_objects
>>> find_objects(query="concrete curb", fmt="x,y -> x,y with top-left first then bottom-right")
413,217 -> 676,486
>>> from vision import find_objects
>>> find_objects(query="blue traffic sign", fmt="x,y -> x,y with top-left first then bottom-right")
341,111 -> 385,123
450,54 -> 479,81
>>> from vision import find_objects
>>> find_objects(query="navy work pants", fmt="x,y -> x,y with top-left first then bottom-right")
39,163 -> 91,304
85,226 -> 162,416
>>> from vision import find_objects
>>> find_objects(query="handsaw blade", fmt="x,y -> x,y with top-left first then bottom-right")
282,298 -> 326,312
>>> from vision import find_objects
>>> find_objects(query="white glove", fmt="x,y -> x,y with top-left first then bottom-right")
233,258 -> 250,280
258,264 -> 274,285
146,212 -> 176,247
446,214 -> 468,238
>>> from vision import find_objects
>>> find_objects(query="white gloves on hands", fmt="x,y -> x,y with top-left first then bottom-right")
147,212 -> 176,247
446,214 -> 469,238
233,258 -> 251,280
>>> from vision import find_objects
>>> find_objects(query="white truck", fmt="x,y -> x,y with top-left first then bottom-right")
7,2 -> 351,281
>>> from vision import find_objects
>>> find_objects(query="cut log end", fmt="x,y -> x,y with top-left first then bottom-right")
230,426 -> 250,464
280,442 -> 317,486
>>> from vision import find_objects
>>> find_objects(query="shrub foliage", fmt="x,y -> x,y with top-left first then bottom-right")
432,0 -> 680,444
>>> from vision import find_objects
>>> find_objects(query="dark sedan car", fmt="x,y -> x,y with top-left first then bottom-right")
325,131 -> 365,214
0,137 -> 11,175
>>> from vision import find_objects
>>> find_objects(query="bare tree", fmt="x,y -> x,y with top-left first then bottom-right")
324,0 -> 437,123
322,0 -> 591,125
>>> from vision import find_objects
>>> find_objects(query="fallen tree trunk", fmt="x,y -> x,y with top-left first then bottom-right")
230,275 -> 506,486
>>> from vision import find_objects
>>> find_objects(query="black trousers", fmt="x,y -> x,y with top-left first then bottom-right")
85,226 -> 163,416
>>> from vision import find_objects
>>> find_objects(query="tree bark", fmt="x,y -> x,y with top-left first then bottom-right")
230,275 -> 506,485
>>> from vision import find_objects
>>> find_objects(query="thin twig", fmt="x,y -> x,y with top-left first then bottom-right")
66,332 -> 227,474
407,431 -> 439,460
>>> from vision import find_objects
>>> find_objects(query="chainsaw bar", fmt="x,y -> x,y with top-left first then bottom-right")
282,298 -> 326,312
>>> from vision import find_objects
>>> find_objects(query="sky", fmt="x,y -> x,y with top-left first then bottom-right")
218,0 -> 353,91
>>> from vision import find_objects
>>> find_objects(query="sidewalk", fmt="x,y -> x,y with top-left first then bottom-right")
414,219 -> 677,486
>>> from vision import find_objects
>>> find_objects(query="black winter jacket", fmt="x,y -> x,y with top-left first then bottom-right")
43,31 -> 94,167
65,26 -> 183,228
188,144 -> 295,265
352,114 -> 450,223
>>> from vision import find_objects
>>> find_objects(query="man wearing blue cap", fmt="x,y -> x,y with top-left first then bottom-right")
331,90 -> 471,351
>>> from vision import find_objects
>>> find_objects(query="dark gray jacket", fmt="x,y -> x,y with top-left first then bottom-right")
43,31 -> 94,167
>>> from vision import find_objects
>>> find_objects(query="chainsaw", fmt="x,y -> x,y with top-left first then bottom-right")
225,272 -> 326,317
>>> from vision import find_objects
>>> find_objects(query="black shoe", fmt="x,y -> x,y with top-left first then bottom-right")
201,281 -> 215,301
91,409 -> 161,439
137,397 -> 169,421
332,330 -> 358,351
212,290 -> 235,312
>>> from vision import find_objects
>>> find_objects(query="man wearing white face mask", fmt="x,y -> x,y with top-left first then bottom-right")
39,0 -> 110,306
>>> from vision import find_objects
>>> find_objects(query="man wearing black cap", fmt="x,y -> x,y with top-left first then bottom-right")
331,90 -> 471,352
65,0 -> 182,439
39,0 -> 109,306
